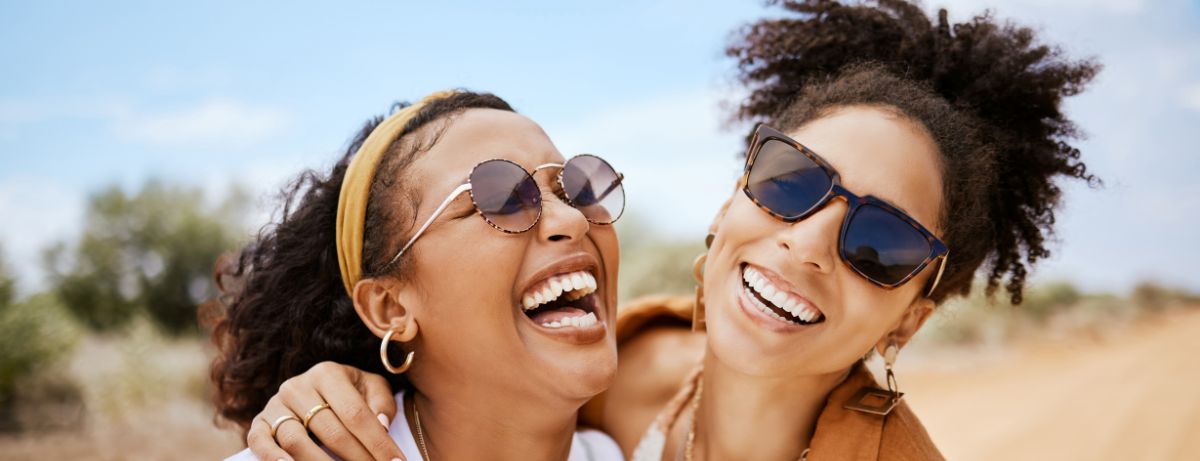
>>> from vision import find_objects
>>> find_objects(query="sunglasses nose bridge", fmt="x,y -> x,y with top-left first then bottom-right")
534,190 -> 590,242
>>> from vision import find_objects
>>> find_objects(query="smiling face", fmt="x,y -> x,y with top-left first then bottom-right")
703,105 -> 944,378
375,109 -> 620,405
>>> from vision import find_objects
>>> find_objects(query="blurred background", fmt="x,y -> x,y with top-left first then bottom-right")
2,0 -> 1198,459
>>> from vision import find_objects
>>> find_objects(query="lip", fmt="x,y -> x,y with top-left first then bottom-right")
516,252 -> 608,345
735,262 -> 826,333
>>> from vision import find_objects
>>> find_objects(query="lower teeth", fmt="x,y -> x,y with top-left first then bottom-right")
542,312 -> 598,329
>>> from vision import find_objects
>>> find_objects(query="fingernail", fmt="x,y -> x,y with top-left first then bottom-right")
378,413 -> 390,427
392,458 -> 402,461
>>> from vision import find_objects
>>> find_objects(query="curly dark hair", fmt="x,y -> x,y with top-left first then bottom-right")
726,0 -> 1100,304
208,91 -> 515,431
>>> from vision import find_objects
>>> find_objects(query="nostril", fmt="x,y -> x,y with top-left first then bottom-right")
548,234 -> 570,242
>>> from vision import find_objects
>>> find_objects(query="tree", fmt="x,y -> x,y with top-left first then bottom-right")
44,180 -> 249,335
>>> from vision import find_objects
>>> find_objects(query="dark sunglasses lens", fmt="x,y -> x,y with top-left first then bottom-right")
561,155 -> 624,224
842,205 -> 932,286
746,139 -> 832,218
470,160 -> 541,232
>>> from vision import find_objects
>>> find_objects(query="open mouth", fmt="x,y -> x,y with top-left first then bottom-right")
520,270 -> 600,329
741,263 -> 825,326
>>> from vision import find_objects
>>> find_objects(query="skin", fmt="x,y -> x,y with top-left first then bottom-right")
254,105 -> 946,460
246,108 -> 621,461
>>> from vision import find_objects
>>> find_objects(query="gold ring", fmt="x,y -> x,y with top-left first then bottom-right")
269,414 -> 301,439
302,402 -> 332,430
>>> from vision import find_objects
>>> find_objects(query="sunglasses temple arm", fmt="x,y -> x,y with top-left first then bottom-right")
925,251 -> 949,298
594,173 -> 625,202
382,183 -> 473,270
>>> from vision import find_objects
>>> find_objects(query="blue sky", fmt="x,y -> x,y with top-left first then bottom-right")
2,0 -> 1199,295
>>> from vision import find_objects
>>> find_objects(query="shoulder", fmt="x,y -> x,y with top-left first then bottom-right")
880,401 -> 945,461
814,363 -> 944,461
582,295 -> 705,455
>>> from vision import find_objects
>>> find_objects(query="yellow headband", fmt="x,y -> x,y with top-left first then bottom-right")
336,90 -> 456,296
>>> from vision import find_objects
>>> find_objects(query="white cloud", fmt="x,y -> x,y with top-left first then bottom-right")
0,97 -> 129,125
112,98 -> 289,147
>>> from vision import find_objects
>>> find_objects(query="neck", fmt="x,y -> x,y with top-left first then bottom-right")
692,347 -> 850,461
410,385 -> 579,461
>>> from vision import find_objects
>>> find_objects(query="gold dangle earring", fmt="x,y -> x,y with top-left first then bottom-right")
380,328 -> 415,374
844,342 -> 904,415
692,234 -> 714,332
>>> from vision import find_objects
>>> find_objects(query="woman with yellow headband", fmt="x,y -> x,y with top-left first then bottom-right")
211,90 -> 628,460
242,1 -> 1099,460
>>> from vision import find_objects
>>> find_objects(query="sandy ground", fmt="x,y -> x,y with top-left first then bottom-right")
903,308 -> 1200,461
2,309 -> 1197,460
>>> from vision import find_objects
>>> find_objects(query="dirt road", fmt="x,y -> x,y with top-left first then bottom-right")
903,309 -> 1200,461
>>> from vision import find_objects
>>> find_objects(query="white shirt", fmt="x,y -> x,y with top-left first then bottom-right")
226,389 -> 625,461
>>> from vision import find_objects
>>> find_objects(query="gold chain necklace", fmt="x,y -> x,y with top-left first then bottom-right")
411,396 -> 594,461
681,374 -> 809,461
413,397 -> 432,461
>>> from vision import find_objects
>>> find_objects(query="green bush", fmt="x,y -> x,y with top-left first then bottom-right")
44,181 -> 249,335
0,292 -> 82,418
1020,281 -> 1083,322
1131,281 -> 1200,311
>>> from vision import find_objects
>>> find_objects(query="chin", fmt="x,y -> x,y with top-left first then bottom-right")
703,289 -> 806,377
535,340 -> 618,401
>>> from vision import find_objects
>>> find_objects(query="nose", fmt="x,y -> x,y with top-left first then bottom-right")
536,190 -> 589,243
776,199 -> 844,275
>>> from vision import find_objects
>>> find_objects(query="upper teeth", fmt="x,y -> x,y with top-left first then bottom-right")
742,266 -> 821,322
522,270 -> 597,310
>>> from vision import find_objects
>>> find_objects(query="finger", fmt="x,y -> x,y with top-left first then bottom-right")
318,369 -> 405,461
279,379 -> 375,461
272,417 -> 335,461
357,371 -> 398,428
247,409 -> 293,461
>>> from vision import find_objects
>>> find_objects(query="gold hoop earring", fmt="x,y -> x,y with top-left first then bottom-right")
380,328 -> 415,374
844,342 -> 904,415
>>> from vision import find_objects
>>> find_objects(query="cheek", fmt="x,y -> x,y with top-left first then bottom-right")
587,227 -> 620,310
411,223 -> 525,328
829,284 -> 913,353
714,195 -> 779,255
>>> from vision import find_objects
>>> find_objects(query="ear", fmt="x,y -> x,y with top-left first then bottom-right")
352,277 -> 419,342
875,296 -> 935,355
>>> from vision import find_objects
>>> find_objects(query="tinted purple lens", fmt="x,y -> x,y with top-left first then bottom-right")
746,139 -> 833,219
842,204 -> 932,285
469,160 -> 542,232
561,155 -> 624,224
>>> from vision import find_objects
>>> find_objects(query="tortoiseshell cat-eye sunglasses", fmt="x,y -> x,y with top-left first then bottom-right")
742,124 -> 948,296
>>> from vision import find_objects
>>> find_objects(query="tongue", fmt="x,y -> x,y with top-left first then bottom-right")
530,306 -> 587,324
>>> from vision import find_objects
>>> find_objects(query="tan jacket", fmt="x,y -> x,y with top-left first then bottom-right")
607,295 -> 944,461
